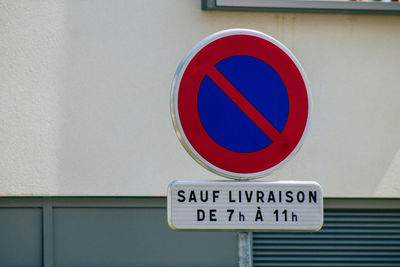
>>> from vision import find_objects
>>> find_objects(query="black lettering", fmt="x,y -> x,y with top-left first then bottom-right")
229,191 -> 236,203
257,191 -> 264,203
267,191 -> 276,203
200,190 -> 208,202
273,209 -> 278,222
292,212 -> 298,222
177,190 -> 185,202
197,209 -> 205,221
255,207 -> 263,221
227,209 -> 234,221
239,212 -> 245,222
279,191 -> 282,203
297,191 -> 305,203
245,191 -> 253,202
213,190 -> 220,202
309,191 -> 317,203
210,209 -> 217,221
238,191 -> 242,203
189,190 -> 197,202
286,191 -> 293,203
283,209 -> 288,221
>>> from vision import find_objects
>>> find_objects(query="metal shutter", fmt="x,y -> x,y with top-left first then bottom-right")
253,207 -> 400,266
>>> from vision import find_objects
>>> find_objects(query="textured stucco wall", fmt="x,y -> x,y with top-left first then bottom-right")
1,0 -> 399,196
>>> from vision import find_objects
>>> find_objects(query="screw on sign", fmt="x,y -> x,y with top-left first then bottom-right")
171,29 -> 311,179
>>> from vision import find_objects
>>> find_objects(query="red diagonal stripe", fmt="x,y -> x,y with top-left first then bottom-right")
207,66 -> 282,142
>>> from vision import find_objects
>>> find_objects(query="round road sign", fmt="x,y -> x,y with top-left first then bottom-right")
171,29 -> 311,180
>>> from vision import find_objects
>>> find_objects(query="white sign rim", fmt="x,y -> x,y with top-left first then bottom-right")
170,29 -> 312,180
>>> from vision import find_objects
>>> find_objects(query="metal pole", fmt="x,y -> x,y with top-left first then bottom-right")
238,232 -> 252,267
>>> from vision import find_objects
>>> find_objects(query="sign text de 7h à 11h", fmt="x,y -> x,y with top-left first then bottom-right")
168,180 -> 323,231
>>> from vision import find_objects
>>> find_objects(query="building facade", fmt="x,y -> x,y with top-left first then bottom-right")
1,1 -> 400,266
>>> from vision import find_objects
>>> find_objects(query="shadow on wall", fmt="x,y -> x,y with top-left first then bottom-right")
375,148 -> 400,196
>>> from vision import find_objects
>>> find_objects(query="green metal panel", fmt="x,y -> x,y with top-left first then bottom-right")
0,208 -> 43,267
53,207 -> 237,267
0,198 -> 238,267
0,198 -> 399,267
253,208 -> 400,266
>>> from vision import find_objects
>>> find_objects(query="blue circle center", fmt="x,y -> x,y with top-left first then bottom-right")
197,55 -> 289,153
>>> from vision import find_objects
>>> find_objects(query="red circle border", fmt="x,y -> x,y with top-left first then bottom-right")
174,31 -> 310,177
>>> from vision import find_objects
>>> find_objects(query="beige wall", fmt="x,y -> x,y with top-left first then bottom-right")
1,0 -> 399,196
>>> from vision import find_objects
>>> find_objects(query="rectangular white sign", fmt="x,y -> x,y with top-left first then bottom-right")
168,180 -> 323,231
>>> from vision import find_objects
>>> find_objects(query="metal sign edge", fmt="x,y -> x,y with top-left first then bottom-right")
167,180 -> 324,232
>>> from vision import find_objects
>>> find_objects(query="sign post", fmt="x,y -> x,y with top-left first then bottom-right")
169,29 -> 320,267
238,232 -> 252,267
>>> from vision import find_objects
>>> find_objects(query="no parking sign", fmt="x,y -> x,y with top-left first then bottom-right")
168,29 -> 322,232
171,29 -> 311,179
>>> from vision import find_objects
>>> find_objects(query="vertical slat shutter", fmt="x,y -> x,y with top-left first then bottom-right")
253,208 -> 400,266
